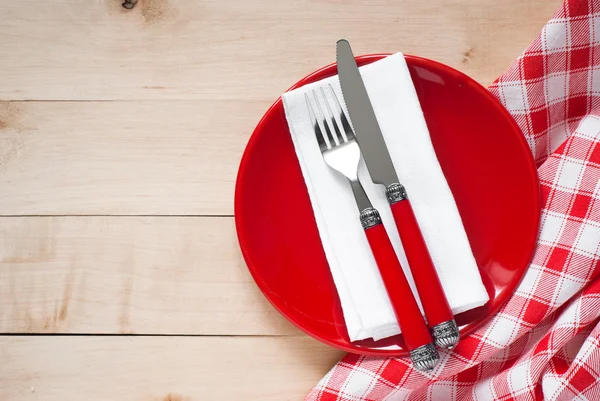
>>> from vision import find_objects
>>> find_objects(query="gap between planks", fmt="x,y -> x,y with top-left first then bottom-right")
0,335 -> 344,401
0,216 -> 296,335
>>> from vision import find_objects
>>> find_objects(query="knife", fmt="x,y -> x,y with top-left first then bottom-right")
336,39 -> 460,351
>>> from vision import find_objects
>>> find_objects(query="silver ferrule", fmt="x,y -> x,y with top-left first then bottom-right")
386,183 -> 408,204
432,320 -> 460,349
410,343 -> 439,371
359,208 -> 382,229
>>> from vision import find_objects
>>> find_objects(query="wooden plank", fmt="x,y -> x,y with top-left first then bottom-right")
0,336 -> 344,401
0,0 -> 561,215
0,216 -> 297,335
0,100 -> 262,215
0,0 -> 560,101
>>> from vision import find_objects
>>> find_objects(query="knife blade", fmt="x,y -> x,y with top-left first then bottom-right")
336,39 -> 460,350
336,39 -> 399,188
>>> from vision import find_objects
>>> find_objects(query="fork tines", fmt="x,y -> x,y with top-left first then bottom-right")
305,85 -> 355,151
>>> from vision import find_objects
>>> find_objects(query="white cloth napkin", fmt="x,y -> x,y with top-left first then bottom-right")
282,53 -> 489,342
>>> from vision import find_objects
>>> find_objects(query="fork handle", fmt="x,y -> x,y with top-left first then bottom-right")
360,208 -> 438,370
386,184 -> 459,349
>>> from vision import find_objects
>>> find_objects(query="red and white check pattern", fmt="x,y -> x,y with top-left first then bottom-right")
306,1 -> 600,399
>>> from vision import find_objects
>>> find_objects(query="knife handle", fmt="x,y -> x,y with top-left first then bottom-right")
360,208 -> 438,371
386,184 -> 459,349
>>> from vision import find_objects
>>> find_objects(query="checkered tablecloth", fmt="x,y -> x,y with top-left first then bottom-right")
306,0 -> 600,399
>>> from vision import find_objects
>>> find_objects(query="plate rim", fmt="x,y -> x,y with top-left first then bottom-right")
234,54 -> 541,355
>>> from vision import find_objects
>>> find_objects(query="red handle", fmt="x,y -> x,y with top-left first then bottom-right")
364,223 -> 433,351
390,199 -> 454,327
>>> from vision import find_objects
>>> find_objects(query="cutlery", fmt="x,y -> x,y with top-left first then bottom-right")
306,85 -> 439,371
336,39 -> 460,349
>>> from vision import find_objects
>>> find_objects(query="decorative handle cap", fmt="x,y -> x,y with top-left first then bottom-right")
360,207 -> 382,229
410,343 -> 439,371
432,320 -> 460,349
386,183 -> 408,204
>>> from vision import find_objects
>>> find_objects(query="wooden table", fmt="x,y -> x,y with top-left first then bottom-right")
0,0 -> 559,399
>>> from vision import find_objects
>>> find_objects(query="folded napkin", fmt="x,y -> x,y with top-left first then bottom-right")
307,1 -> 600,400
282,53 -> 489,341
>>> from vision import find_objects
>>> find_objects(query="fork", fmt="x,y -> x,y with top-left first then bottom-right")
306,85 -> 439,371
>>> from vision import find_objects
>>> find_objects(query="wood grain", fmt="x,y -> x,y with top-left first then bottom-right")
0,0 -> 560,215
0,0 -> 559,102
0,100 -> 262,215
0,0 -> 563,397
0,336 -> 343,401
0,216 -> 296,335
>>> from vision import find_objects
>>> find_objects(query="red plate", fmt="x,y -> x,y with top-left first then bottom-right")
235,55 -> 540,355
